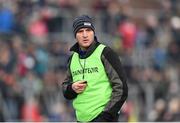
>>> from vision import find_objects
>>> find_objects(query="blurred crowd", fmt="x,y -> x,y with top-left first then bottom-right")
0,0 -> 179,122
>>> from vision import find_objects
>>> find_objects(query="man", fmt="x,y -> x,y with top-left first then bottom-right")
62,15 -> 128,122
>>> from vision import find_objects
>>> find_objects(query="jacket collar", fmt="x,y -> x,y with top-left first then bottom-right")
70,37 -> 100,59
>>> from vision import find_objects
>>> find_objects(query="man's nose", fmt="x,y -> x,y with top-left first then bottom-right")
82,31 -> 88,37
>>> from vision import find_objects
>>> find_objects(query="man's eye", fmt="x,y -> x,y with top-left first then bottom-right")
86,28 -> 92,31
77,30 -> 83,33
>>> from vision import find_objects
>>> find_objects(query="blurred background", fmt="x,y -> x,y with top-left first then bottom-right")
0,0 -> 179,122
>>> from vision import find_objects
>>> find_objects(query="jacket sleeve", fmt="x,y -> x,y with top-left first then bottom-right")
98,46 -> 128,121
61,55 -> 78,100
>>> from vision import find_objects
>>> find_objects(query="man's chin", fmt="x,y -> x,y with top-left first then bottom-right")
82,44 -> 90,48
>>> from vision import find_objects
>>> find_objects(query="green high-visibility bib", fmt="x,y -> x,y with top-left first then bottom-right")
70,44 -> 112,121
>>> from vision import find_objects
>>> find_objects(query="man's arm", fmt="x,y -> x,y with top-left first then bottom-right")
61,55 -> 78,100
99,46 -> 128,121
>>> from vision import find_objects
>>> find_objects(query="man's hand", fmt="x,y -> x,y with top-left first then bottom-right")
72,80 -> 87,93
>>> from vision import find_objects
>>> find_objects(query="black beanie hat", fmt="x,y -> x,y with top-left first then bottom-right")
73,15 -> 95,37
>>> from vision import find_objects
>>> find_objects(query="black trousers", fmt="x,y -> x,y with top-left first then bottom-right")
77,112 -> 119,122
90,113 -> 119,122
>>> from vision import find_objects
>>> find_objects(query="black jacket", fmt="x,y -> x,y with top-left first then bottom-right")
62,39 -> 128,122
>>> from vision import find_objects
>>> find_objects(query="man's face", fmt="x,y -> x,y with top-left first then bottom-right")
76,28 -> 94,50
